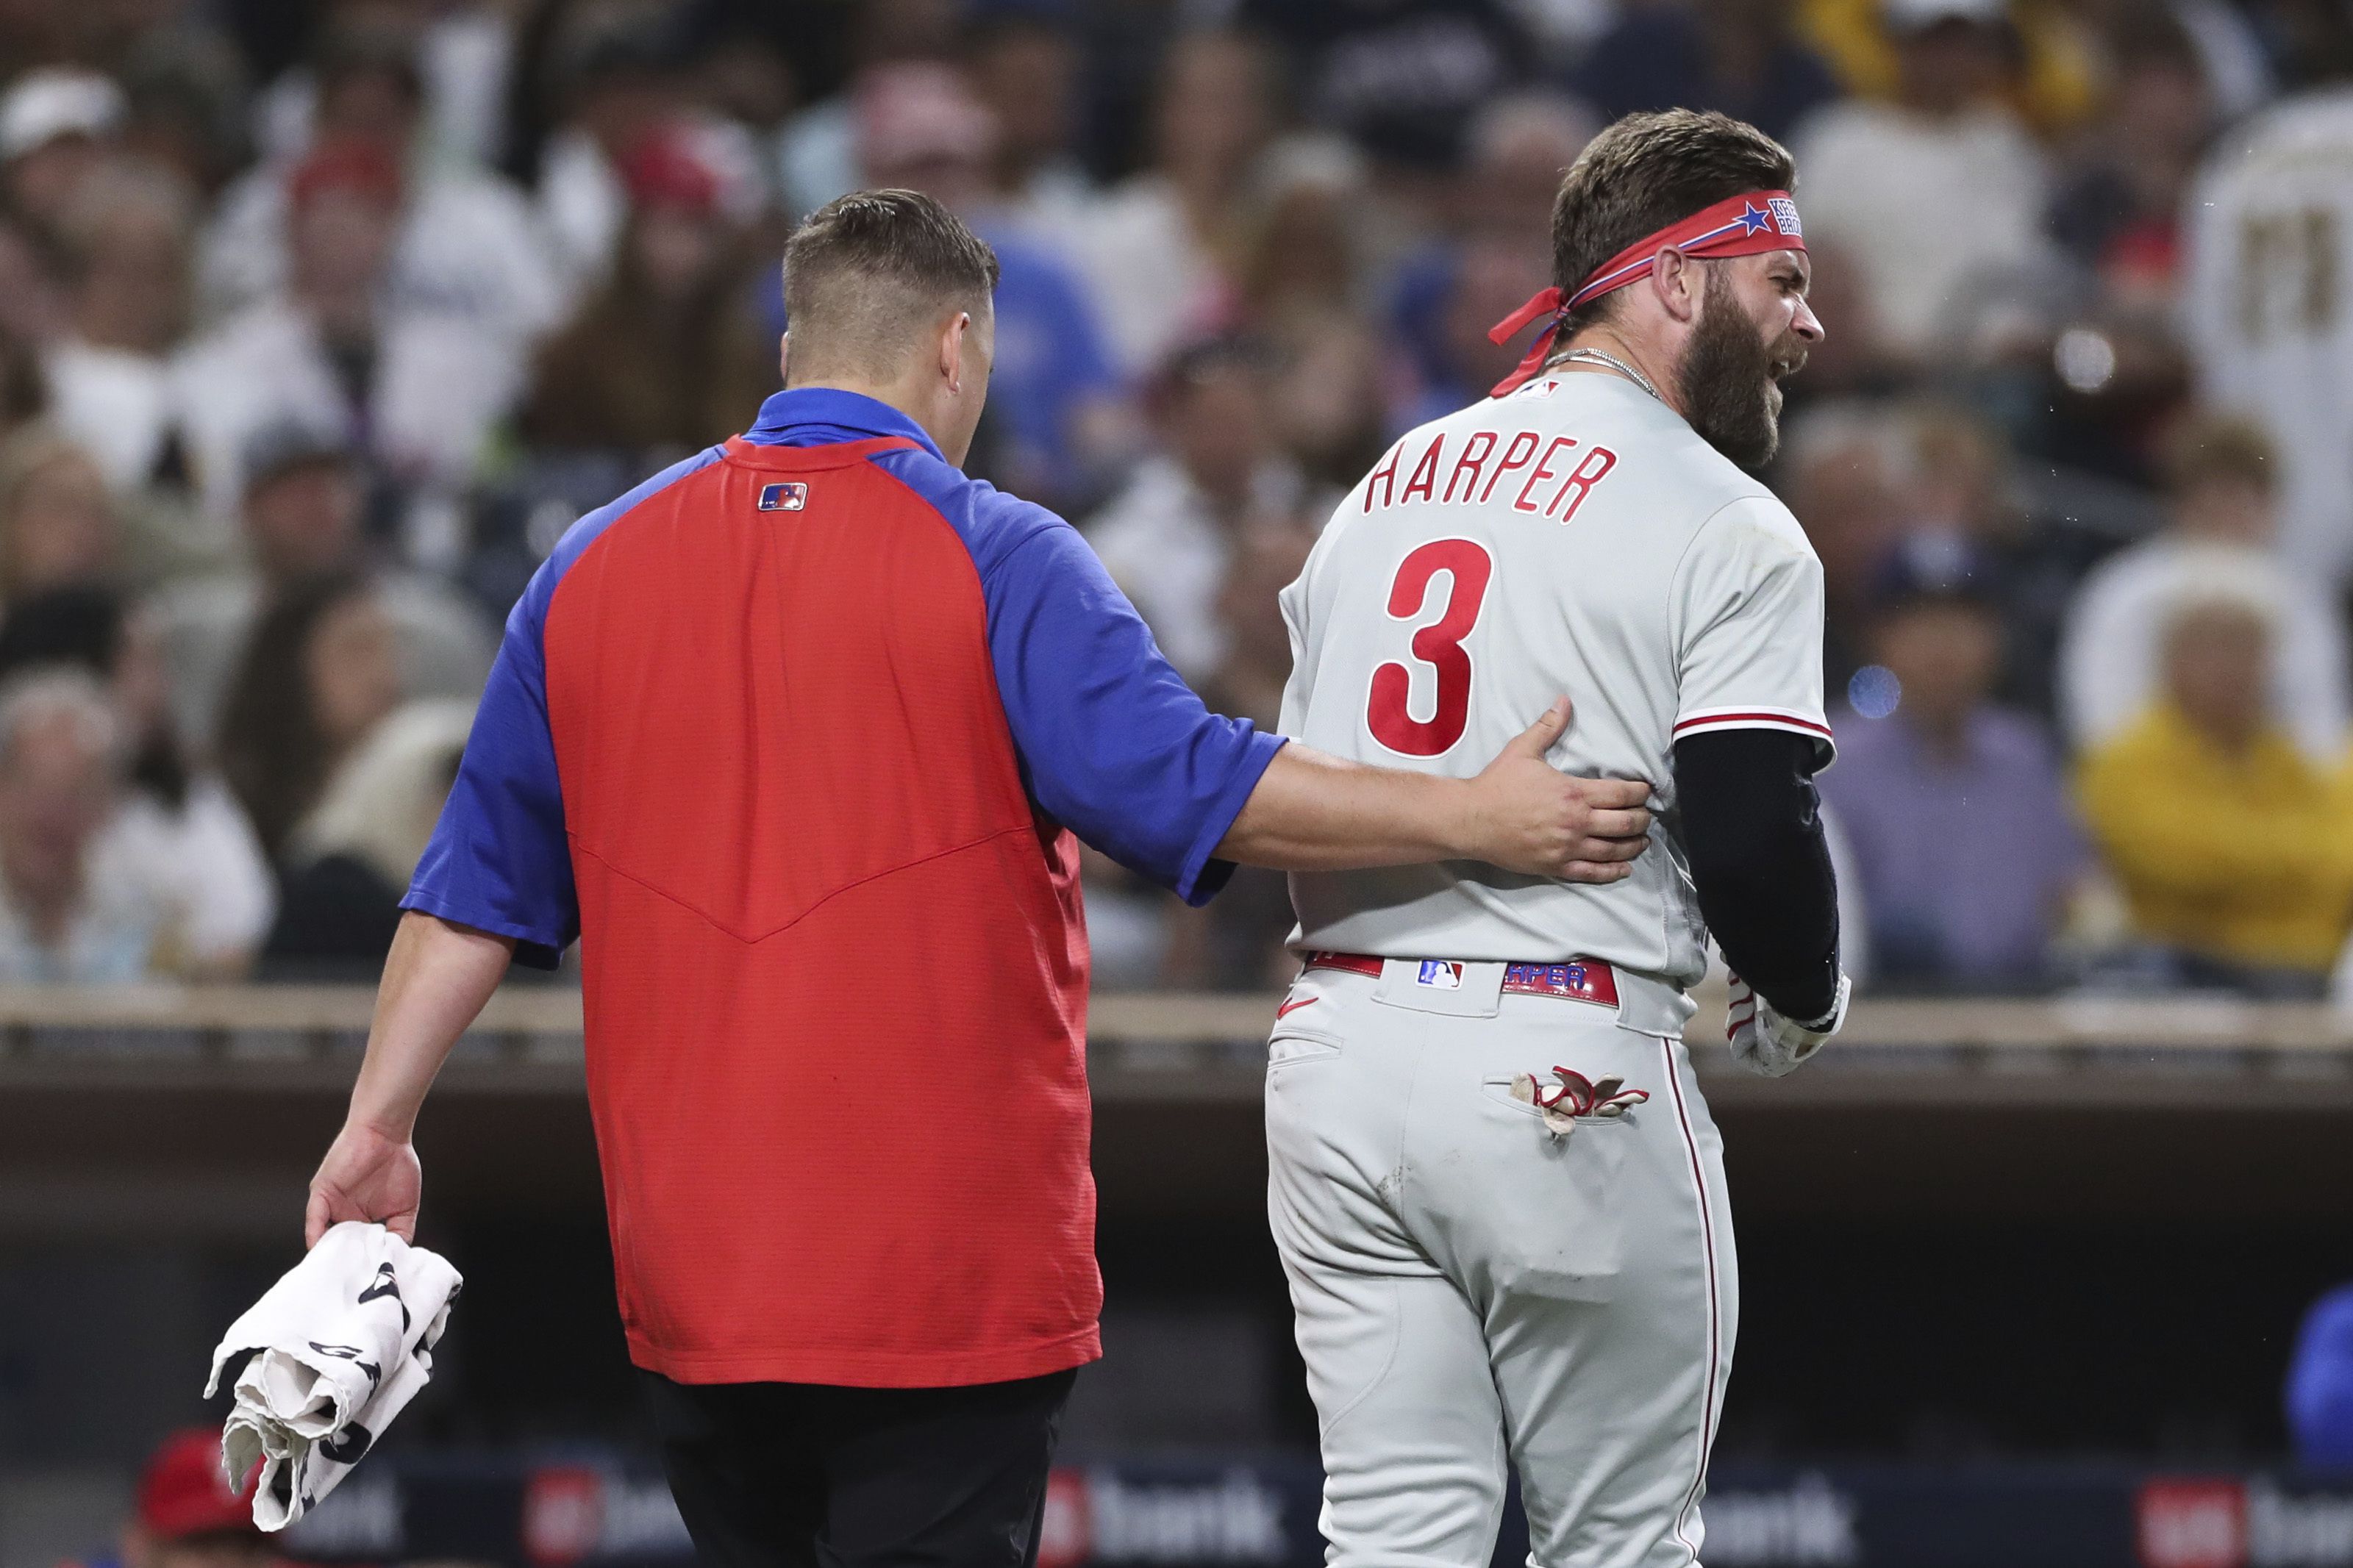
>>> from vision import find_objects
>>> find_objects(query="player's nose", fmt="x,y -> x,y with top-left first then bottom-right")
1791,294 -> 1825,344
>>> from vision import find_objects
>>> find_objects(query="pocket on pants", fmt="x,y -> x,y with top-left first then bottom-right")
1450,1074 -> 1633,1302
1268,1025 -> 1343,1070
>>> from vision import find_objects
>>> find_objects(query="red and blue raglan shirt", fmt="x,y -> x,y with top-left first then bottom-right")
404,388 -> 1282,1387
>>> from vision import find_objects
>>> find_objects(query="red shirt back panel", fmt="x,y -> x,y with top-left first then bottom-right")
541,435 -> 1099,1386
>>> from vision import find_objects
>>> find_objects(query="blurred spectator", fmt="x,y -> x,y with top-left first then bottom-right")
1072,29 -> 1277,379
114,26 -> 254,198
1821,564 -> 2088,989
1776,402 -> 1905,692
2077,590 -> 2353,992
2182,90 -> 2353,587
0,211 -> 66,346
0,425 -> 118,604
1239,0 -> 1529,173
2045,14 -> 2213,306
216,572 -> 404,863
2060,415 -> 2346,763
174,136 -> 524,545
262,695 -> 473,978
1571,0 -> 1843,143
1086,337 -> 1309,684
851,62 -> 1124,511
965,7 -> 1093,237
773,0 -> 959,218
74,1429 -> 279,1568
148,423 -> 491,753
1793,0 -> 2050,362
199,24 -> 565,343
522,129 -> 776,468
43,161 -> 196,494
0,68 -> 124,240
1880,402 -> 2080,711
1171,517 -> 1321,989
245,0 -> 519,174
0,667 -> 163,982
1452,93 -> 1598,256
0,588 -> 270,976
532,21 -> 769,300
1388,97 -> 1589,426
2289,1284 -> 2353,1471
1389,235 -> 1554,430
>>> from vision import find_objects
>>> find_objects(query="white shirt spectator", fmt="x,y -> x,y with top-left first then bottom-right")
44,340 -> 173,493
171,296 -> 521,525
1793,100 -> 2049,355
2059,539 -> 2349,762
1087,454 -> 1309,682
87,776 -> 275,973
198,162 -> 567,344
1066,174 -> 1229,380
0,873 -> 159,981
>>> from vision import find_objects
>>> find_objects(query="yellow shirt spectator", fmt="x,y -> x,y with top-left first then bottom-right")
2077,702 -> 2353,975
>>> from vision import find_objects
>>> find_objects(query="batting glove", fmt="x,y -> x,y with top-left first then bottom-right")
1726,970 -> 1851,1078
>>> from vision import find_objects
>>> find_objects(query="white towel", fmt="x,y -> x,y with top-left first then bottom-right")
203,1222 -> 463,1531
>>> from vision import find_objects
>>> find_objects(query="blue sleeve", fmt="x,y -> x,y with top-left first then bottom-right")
989,524 -> 1284,903
403,577 -> 577,968
871,448 -> 1282,903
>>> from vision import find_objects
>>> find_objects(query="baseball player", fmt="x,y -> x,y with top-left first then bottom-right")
2182,87 -> 2353,588
1266,110 -> 1850,1567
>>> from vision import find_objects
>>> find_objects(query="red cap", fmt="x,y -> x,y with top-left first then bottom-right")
136,1430 -> 263,1541
288,137 -> 404,215
617,130 -> 719,218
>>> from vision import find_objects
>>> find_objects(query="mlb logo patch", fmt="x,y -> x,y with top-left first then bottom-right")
1415,960 -> 1465,990
757,482 -> 809,512
1768,197 -> 1802,238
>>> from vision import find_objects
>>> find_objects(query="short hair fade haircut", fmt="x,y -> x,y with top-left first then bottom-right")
1549,110 -> 1797,337
782,189 -> 1001,380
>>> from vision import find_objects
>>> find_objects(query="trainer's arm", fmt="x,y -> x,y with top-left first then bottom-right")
304,912 -> 516,1247
1673,727 -> 1840,1023
1218,698 -> 1653,881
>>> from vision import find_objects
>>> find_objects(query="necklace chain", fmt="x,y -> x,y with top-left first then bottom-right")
1550,346 -> 1663,403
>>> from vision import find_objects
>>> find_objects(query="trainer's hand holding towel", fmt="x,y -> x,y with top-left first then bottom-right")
204,1221 -> 461,1530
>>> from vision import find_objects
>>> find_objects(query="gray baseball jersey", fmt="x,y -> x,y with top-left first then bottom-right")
1279,368 -> 1834,1003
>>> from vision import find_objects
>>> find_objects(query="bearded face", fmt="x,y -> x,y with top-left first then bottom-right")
1677,265 -> 1808,470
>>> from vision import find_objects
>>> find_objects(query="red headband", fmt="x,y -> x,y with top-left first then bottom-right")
1486,189 -> 1806,397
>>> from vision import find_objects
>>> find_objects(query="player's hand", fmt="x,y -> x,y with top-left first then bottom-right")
306,1121 -> 422,1247
1726,970 -> 1851,1077
1464,698 -> 1654,882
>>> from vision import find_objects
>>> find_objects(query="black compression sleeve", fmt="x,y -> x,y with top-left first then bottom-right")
1672,728 -> 1840,1023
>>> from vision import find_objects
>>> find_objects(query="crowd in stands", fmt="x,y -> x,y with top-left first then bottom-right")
0,0 -> 2345,995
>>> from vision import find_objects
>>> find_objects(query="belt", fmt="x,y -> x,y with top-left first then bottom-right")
1302,951 -> 1621,1009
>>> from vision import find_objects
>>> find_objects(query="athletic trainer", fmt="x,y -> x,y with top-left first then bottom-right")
301,190 -> 1654,1568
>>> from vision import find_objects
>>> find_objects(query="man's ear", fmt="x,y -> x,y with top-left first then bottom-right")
1649,247 -> 1702,325
939,310 -> 971,394
776,332 -> 790,384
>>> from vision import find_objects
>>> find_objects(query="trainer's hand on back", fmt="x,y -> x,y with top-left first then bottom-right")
306,1121 -> 422,1248
1463,698 -> 1653,882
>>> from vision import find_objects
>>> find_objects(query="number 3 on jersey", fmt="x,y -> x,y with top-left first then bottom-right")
1367,539 -> 1493,756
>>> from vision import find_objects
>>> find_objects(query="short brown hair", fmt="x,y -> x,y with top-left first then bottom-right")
781,189 -> 1001,381
1549,110 -> 1797,336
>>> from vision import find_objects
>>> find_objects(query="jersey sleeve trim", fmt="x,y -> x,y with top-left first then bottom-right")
1672,705 -> 1837,763
397,885 -> 565,970
1174,730 -> 1286,906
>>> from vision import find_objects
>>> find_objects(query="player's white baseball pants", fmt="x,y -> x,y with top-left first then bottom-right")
1265,959 -> 1734,1568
